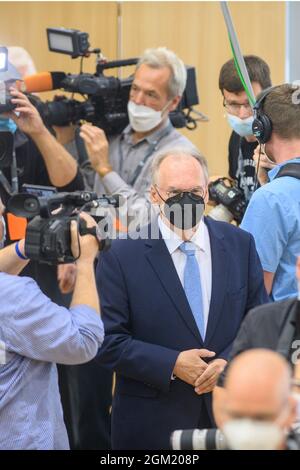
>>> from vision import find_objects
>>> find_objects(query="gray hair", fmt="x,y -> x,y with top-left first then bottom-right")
137,47 -> 187,98
151,147 -> 209,185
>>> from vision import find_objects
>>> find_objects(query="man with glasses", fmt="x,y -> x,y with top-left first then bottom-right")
80,47 -> 198,228
96,148 -> 268,449
218,55 -> 274,204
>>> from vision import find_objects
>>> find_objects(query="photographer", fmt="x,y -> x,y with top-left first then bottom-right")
80,47 -> 198,227
218,55 -> 275,203
240,84 -> 300,300
217,349 -> 298,450
0,62 -> 84,301
0,213 -> 104,450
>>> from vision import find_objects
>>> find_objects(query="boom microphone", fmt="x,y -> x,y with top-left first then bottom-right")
16,71 -> 67,93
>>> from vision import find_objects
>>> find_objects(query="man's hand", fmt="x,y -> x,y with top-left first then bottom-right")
7,88 -> 46,137
80,124 -> 112,176
71,212 -> 99,265
173,349 -> 216,386
194,358 -> 227,395
253,146 -> 276,186
57,263 -> 77,294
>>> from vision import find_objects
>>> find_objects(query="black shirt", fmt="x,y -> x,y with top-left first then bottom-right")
0,131 -> 83,208
1,131 -> 84,305
228,131 -> 258,202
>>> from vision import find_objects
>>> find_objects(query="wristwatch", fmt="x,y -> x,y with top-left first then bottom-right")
98,165 -> 113,178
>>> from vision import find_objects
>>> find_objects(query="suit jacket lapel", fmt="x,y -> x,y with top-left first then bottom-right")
145,225 -> 203,344
204,217 -> 229,345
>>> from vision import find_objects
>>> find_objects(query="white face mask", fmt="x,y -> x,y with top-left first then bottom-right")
292,393 -> 300,424
226,113 -> 254,137
127,100 -> 170,133
223,418 -> 283,450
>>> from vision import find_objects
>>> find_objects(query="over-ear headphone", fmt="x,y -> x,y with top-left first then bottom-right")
252,86 -> 276,144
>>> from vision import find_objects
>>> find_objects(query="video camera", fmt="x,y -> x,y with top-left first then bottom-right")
7,184 -> 120,264
27,27 -> 202,135
208,178 -> 246,225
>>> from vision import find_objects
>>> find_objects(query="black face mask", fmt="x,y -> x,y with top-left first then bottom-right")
161,192 -> 205,229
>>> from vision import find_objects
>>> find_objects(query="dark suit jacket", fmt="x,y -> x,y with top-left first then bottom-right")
96,217 -> 268,449
218,297 -> 298,387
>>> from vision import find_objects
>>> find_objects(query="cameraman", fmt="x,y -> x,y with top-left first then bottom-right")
240,84 -> 300,300
80,47 -> 198,227
217,56 -> 275,205
0,63 -> 84,299
0,213 -> 104,450
218,349 -> 298,450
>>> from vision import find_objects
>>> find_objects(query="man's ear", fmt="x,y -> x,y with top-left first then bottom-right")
204,185 -> 209,204
150,185 -> 159,204
169,95 -> 181,112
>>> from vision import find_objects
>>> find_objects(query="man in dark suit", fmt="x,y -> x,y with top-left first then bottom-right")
96,148 -> 268,450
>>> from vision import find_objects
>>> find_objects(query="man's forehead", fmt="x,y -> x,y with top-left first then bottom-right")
134,64 -> 170,85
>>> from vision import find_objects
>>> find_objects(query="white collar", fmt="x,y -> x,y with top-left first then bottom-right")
158,216 -> 207,255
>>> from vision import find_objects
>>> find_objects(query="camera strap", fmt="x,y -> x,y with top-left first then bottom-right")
120,123 -> 173,187
274,162 -> 300,181
0,150 -> 19,196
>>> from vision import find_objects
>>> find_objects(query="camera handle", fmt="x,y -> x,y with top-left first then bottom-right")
78,218 -> 111,252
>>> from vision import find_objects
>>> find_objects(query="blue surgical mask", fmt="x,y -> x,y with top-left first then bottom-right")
226,113 -> 254,137
0,116 -> 17,134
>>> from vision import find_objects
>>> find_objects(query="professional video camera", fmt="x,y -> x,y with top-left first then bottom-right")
7,184 -> 120,264
171,428 -> 227,450
21,27 -> 204,135
208,178 -> 246,225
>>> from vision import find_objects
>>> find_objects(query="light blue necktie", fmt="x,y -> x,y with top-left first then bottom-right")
179,241 -> 205,340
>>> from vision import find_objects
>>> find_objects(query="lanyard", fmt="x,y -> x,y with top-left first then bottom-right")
0,150 -> 19,196
119,123 -> 173,187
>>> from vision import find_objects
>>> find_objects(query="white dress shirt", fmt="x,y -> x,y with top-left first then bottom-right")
158,216 -> 212,338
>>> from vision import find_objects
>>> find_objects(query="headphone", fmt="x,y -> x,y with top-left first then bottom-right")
252,86 -> 276,144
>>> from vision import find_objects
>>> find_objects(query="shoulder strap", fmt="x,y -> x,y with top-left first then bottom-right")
275,163 -> 300,180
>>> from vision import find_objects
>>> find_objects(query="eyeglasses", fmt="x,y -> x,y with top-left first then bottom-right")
292,378 -> 300,388
154,185 -> 206,201
223,98 -> 252,114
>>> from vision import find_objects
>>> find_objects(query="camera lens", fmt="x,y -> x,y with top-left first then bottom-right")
24,197 -> 39,213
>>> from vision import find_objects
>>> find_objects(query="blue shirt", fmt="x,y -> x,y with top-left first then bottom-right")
0,273 -> 104,450
241,158 -> 300,301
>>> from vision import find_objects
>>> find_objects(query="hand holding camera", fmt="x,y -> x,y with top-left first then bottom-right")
71,212 -> 100,265
6,88 -> 46,137
253,145 -> 276,186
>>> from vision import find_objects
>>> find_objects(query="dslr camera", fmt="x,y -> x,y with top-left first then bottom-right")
208,178 -> 246,225
30,27 -> 202,135
7,184 -> 119,264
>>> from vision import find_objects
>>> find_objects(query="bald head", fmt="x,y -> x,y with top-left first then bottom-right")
151,148 -> 209,187
225,349 -> 292,420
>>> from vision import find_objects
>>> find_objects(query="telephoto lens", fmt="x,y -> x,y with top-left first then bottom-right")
171,428 -> 227,450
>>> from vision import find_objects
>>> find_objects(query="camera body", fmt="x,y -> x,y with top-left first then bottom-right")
208,178 -> 246,224
36,71 -> 133,136
7,186 -> 119,264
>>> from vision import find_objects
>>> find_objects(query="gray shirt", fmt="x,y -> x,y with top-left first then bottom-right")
93,119 -> 199,227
